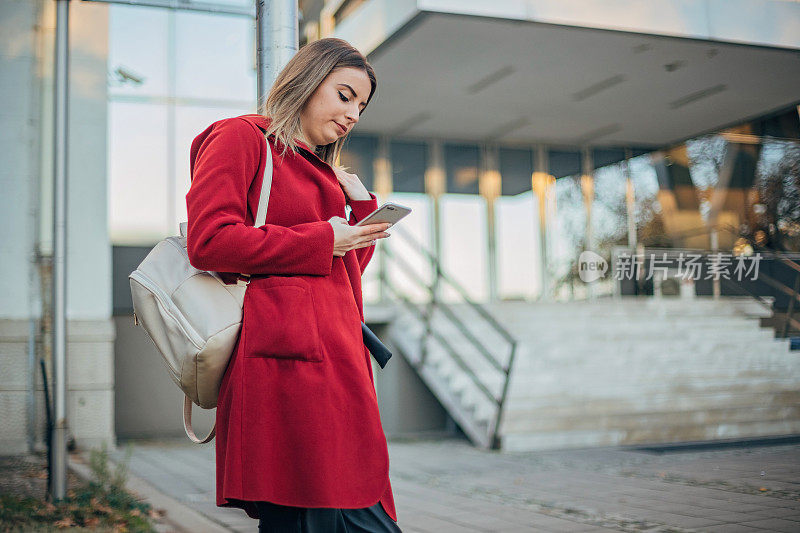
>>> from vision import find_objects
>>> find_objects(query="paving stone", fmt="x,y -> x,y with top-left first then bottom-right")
738,517 -> 800,532
703,524 -> 773,532
109,438 -> 800,532
743,507 -> 800,519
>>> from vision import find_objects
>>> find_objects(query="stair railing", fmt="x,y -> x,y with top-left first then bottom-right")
635,222 -> 800,336
377,224 -> 518,449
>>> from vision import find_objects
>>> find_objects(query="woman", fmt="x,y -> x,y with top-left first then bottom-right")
185,38 -> 401,532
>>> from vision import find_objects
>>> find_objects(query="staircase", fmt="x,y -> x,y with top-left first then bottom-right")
379,228 -> 800,451
387,296 -> 800,451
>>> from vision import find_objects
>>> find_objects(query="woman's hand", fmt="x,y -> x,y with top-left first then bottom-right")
327,217 -> 391,257
331,166 -> 371,201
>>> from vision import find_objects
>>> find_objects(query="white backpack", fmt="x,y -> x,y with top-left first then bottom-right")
129,136 -> 273,443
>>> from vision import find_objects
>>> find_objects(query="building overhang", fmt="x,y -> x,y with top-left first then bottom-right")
334,0 -> 800,150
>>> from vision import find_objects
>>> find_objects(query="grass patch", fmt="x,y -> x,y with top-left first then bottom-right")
0,444 -> 159,532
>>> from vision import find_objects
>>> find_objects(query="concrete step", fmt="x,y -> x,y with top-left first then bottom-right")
500,389 -> 800,431
483,303 -> 765,315
426,341 -> 793,381
500,405 -> 800,436
505,377 -> 800,401
387,298 -> 799,451
443,366 -> 800,412
500,418 -> 800,452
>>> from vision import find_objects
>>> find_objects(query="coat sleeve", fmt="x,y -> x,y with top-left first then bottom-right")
186,118 -> 335,276
347,192 -> 380,274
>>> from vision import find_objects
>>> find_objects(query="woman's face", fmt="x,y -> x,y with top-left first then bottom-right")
298,66 -> 371,148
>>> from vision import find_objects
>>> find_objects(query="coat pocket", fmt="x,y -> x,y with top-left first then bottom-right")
242,277 -> 323,362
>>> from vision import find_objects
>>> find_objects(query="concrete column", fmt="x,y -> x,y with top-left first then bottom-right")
532,145 -> 551,300
623,148 -> 637,249
480,144 -> 501,302
373,136 -> 392,302
425,140 -> 445,301
0,0 -> 114,458
420,140 -> 445,365
581,147 -> 595,299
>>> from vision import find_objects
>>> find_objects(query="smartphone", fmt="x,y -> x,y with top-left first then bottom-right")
354,201 -> 412,226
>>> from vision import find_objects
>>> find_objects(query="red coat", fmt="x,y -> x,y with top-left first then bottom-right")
185,113 -> 397,522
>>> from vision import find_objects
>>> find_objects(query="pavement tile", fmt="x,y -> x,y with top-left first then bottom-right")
111,438 -> 800,532
738,518 -> 800,532
629,511 -> 724,529
507,515 -> 602,532
747,506 -> 800,519
705,510 -> 779,522
398,510 -> 484,532
703,524 -> 775,532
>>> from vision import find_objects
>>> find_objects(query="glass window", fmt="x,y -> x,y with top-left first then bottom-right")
340,135 -> 377,191
628,154 -> 662,246
444,143 -> 479,195
592,147 -> 626,170
497,191 -> 537,300
390,141 -> 426,193
108,6 -> 169,98
552,176 -> 585,297
499,147 -> 533,196
592,163 -> 628,249
377,193 -> 434,304
109,102 -> 169,244
109,4 -> 258,244
175,11 -> 256,102
548,148 -> 581,179
440,195 -> 487,301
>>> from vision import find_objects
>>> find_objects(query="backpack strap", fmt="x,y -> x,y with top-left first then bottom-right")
180,133 -> 273,239
237,134 -> 274,286
183,395 -> 215,444
180,133 -> 274,444
255,133 -> 274,227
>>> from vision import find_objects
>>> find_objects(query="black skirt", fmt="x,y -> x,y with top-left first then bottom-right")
255,500 -> 402,533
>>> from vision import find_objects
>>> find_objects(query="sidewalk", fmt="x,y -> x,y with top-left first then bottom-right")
108,436 -> 800,532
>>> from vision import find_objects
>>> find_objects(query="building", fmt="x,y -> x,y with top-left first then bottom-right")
2,0 -> 799,455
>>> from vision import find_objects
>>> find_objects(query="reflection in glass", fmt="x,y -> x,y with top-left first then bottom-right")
175,11 -> 256,101
109,6 -> 168,97
497,191 -> 537,300
109,102 -> 169,244
440,195 -> 488,302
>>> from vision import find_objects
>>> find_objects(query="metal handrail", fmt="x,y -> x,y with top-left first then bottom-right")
392,225 -> 518,344
378,227 -> 518,448
638,218 -> 800,337
630,240 -> 800,336
381,281 -> 500,405
382,247 -> 505,373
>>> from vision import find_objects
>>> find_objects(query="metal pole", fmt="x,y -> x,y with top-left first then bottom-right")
167,9 -> 176,234
51,0 -> 70,501
256,0 -> 298,111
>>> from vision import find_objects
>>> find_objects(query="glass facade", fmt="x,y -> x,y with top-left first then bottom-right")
108,5 -> 255,244
105,6 -> 800,303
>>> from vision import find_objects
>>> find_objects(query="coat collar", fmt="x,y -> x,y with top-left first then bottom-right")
238,114 -> 347,198
238,113 -> 327,166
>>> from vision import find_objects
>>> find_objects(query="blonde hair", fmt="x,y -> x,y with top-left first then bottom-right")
260,38 -> 377,166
